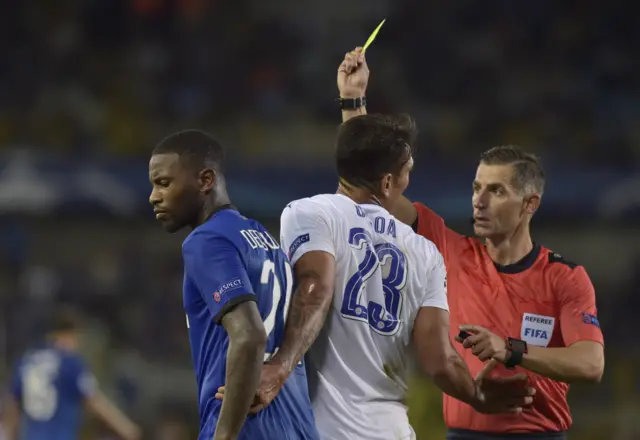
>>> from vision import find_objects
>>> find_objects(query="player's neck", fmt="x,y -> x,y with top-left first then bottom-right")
337,184 -> 383,208
485,223 -> 534,266
197,193 -> 232,227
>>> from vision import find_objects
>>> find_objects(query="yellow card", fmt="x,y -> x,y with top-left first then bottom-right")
362,19 -> 386,54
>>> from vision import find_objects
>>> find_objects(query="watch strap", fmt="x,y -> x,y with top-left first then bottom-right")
338,96 -> 367,110
504,337 -> 528,369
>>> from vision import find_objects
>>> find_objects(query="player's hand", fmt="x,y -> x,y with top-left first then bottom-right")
472,359 -> 536,414
215,362 -> 288,414
249,362 -> 288,414
337,47 -> 370,99
457,324 -> 508,362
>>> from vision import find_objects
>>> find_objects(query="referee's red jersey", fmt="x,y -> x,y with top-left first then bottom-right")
414,202 -> 604,434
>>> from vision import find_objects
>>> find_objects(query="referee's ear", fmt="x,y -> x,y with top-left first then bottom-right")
523,193 -> 541,216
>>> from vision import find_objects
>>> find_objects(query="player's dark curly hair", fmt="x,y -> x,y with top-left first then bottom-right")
336,113 -> 417,191
480,145 -> 545,196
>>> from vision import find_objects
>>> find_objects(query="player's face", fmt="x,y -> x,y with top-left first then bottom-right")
471,164 -> 529,239
149,153 -> 201,233
53,330 -> 81,351
379,156 -> 413,210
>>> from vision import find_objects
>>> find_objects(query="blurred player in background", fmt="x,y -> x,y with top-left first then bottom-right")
148,130 -> 319,440
340,47 -> 605,440
1,307 -> 141,440
216,115 -> 534,439
0,397 -> 7,440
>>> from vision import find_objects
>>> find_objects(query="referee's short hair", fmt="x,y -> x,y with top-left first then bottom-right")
480,145 -> 545,196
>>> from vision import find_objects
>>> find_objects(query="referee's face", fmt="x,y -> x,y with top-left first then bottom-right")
472,163 -> 527,239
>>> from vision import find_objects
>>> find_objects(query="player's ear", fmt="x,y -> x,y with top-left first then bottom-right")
198,168 -> 216,193
380,173 -> 393,198
523,193 -> 541,216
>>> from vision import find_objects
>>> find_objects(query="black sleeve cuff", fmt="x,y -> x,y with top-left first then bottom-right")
212,294 -> 257,324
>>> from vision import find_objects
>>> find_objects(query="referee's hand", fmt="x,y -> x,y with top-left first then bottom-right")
457,324 -> 509,362
338,47 -> 370,99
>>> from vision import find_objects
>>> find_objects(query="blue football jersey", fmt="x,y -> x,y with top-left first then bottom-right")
10,346 -> 96,440
181,207 -> 319,440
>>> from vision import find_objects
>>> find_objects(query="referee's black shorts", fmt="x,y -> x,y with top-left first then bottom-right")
447,429 -> 566,440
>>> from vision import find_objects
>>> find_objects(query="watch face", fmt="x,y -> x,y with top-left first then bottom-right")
509,338 -> 528,353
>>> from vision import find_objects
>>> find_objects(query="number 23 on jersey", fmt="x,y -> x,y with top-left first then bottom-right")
342,227 -> 407,336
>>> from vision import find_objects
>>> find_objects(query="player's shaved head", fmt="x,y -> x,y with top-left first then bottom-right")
153,129 -> 225,174
336,113 -> 416,192
479,146 -> 545,196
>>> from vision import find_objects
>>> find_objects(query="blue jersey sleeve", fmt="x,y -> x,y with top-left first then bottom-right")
183,232 -> 256,324
67,357 -> 97,400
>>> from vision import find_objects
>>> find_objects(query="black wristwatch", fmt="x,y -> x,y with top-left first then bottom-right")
504,337 -> 528,369
338,96 -> 366,110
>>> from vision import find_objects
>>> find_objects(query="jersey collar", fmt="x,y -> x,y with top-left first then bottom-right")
494,243 -> 541,274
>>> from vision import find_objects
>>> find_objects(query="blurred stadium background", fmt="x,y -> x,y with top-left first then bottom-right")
1,1 -> 639,439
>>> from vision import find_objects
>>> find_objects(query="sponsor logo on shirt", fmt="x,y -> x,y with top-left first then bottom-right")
521,313 -> 555,347
213,278 -> 243,302
288,233 -> 310,260
581,312 -> 600,328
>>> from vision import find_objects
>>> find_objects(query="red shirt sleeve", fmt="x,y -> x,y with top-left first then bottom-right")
557,265 -> 604,347
413,202 -> 448,258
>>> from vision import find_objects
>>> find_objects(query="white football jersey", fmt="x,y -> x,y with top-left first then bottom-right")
280,194 -> 448,440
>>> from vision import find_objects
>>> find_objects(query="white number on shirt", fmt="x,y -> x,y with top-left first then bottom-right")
260,259 -> 294,362
22,354 -> 60,421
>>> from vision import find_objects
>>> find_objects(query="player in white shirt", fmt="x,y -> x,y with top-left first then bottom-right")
281,192 -> 449,440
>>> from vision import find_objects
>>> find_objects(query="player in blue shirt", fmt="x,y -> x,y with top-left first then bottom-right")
148,129 -> 319,440
2,307 -> 140,440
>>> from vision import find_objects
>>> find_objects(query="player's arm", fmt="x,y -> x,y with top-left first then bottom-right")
71,360 -> 140,440
270,251 -> 335,376
411,250 -> 479,406
269,202 -> 336,378
217,302 -> 267,440
519,266 -> 604,383
85,391 -> 141,440
413,307 -> 479,403
183,233 -> 266,440
1,395 -> 20,440
412,245 -> 535,413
